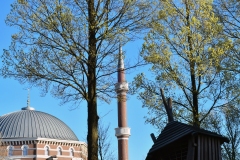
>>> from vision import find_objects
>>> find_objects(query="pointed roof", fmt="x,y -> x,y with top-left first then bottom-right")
147,121 -> 229,155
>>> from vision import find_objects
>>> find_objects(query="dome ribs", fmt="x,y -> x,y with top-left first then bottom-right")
0,110 -> 78,141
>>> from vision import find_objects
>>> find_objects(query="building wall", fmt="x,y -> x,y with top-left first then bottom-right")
10,144 -> 35,156
36,143 -> 87,160
2,140 -> 87,160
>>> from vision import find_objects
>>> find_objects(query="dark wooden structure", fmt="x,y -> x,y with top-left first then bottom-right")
146,121 -> 229,160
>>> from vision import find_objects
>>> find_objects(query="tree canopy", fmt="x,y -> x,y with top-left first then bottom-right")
1,0 -> 152,159
214,0 -> 240,104
132,0 -> 235,128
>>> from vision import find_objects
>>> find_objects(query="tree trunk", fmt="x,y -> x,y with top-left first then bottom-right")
87,95 -> 98,160
87,49 -> 99,160
185,0 -> 200,127
88,0 -> 98,159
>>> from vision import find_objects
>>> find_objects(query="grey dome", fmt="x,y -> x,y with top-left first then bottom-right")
0,109 -> 79,141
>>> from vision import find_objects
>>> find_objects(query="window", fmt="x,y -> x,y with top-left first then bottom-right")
44,146 -> 50,156
22,145 -> 28,156
70,148 -> 74,156
8,145 -> 14,156
57,147 -> 62,155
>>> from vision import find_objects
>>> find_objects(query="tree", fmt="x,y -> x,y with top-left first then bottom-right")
213,0 -> 240,103
132,0 -> 234,128
203,105 -> 240,160
214,0 -> 240,41
1,0 -> 152,159
98,121 -> 116,160
222,106 -> 240,160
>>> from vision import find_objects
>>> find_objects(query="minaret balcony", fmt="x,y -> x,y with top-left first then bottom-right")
115,82 -> 129,92
115,127 -> 131,137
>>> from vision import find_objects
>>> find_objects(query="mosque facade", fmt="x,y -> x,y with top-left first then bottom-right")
0,103 -> 87,160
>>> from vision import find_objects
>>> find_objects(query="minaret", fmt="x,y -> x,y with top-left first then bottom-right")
115,46 -> 130,160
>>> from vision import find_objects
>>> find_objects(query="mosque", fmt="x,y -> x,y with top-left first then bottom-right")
0,99 -> 87,160
0,47 -> 130,160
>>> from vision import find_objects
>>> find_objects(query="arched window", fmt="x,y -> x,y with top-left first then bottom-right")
70,148 -> 74,156
44,146 -> 50,156
7,145 -> 14,156
22,145 -> 28,156
57,146 -> 62,155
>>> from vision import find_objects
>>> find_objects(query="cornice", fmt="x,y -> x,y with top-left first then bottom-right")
1,138 -> 87,147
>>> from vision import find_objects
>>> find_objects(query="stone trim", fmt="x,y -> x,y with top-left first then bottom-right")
115,82 -> 129,92
117,138 -> 129,140
2,138 -> 87,147
115,127 -> 131,137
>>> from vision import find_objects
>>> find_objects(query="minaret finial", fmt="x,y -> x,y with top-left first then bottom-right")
27,88 -> 30,107
22,88 -> 35,110
118,45 -> 124,69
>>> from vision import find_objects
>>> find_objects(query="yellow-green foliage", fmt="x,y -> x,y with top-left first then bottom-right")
143,0 -> 231,78
2,0 -> 154,160
137,0 -> 234,127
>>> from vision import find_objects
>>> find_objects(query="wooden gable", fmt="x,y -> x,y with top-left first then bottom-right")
146,121 -> 229,160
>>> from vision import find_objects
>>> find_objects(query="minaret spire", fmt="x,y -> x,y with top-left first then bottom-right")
115,45 -> 130,160
118,46 -> 124,69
